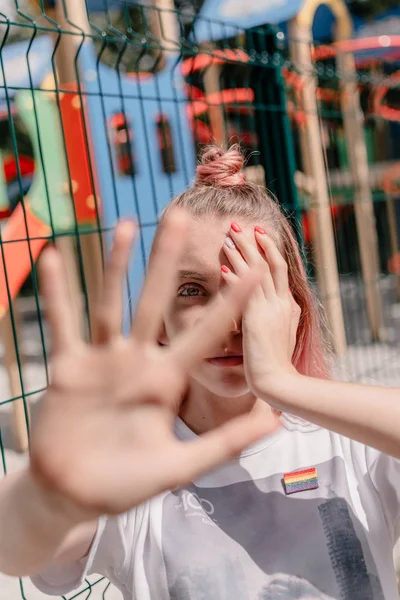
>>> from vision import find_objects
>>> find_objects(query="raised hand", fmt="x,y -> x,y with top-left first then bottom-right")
221,223 -> 301,398
30,211 -> 268,517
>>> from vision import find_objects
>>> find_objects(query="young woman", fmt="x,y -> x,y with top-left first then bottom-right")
1,145 -> 400,600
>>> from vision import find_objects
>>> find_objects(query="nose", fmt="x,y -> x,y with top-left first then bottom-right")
222,318 -> 242,353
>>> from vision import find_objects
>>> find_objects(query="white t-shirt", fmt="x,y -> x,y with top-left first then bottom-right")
33,416 -> 400,600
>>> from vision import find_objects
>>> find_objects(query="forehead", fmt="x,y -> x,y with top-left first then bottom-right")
178,215 -> 256,272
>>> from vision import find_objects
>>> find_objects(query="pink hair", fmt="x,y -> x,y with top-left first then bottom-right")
196,146 -> 246,187
161,145 -> 332,379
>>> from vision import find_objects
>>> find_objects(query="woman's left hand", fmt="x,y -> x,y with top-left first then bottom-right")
222,223 -> 301,400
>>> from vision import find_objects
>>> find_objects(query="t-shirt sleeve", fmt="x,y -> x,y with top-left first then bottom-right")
31,512 -> 133,596
365,445 -> 400,544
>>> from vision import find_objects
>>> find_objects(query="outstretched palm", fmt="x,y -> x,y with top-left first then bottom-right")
31,212 -> 267,516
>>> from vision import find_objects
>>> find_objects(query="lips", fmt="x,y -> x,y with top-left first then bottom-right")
206,355 -> 244,367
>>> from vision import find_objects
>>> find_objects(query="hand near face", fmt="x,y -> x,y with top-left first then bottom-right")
30,211 -> 270,518
221,222 -> 301,400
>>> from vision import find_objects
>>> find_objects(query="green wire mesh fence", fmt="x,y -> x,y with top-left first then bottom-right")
0,0 -> 400,597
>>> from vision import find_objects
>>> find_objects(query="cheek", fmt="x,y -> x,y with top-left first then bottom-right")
165,305 -> 208,338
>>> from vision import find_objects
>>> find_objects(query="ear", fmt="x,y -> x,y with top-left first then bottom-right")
157,322 -> 168,347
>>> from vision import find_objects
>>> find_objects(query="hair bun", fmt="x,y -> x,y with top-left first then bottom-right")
195,145 -> 246,188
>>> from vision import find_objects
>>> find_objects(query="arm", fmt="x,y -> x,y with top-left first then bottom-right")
263,372 -> 400,459
221,224 -> 400,458
0,469 -> 96,577
0,216 -> 267,579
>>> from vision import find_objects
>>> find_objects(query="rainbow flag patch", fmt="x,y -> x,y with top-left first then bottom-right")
283,467 -> 318,495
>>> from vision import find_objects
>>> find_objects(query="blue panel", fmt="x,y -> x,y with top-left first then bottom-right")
86,0 -> 140,12
79,42 -> 196,316
312,4 -> 336,42
193,0 -> 303,43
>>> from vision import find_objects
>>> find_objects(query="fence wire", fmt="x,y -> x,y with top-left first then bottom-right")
0,1 -> 400,597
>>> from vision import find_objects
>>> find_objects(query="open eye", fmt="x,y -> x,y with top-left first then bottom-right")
177,283 -> 207,299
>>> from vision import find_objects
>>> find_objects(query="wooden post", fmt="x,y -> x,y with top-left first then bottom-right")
383,163 -> 400,299
386,194 -> 400,299
54,0 -> 104,336
203,54 -> 226,145
154,0 -> 180,55
334,18 -> 386,341
1,301 -> 29,453
154,0 -> 225,145
292,0 -> 385,342
289,19 -> 347,355
55,236 -> 85,336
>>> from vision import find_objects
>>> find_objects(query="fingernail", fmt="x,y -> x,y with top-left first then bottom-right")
221,265 -> 230,274
225,237 -> 236,250
255,226 -> 266,234
231,222 -> 242,233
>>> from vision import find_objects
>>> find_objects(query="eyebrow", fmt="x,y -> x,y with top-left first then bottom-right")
178,270 -> 210,282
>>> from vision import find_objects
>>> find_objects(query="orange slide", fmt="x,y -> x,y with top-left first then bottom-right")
0,202 -> 50,316
0,83 -> 99,316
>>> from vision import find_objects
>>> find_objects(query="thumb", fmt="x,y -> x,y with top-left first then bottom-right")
172,413 -> 271,485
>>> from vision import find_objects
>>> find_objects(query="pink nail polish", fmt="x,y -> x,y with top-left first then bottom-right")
255,226 -> 266,234
221,265 -> 230,274
231,222 -> 242,233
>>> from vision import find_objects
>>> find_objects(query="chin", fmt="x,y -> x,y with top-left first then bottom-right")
192,365 -> 250,398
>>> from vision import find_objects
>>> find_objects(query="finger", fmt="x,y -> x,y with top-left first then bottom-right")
222,237 -> 249,276
255,229 -> 289,298
131,209 -> 189,343
220,264 -> 239,284
92,221 -> 135,345
227,224 -> 275,298
220,265 -> 265,307
39,246 -> 81,354
173,412 -> 272,485
169,269 -> 261,371
228,222 -> 263,267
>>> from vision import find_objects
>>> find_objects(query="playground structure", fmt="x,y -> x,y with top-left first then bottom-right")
0,0 -> 196,451
186,1 -> 400,357
0,0 -> 400,451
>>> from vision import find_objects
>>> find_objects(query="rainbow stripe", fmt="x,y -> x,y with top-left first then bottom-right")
283,467 -> 318,495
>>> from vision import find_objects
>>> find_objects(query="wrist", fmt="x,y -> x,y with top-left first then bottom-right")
256,366 -> 303,410
27,467 -> 96,528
